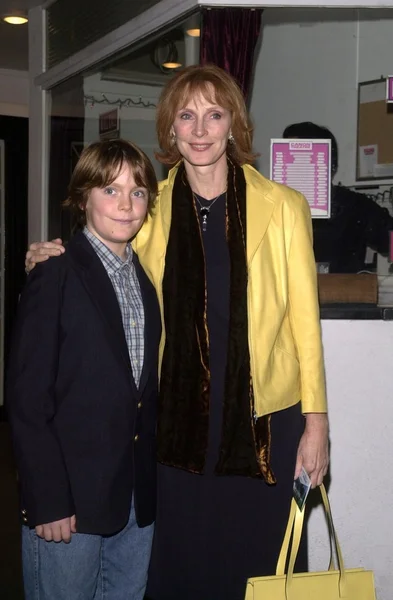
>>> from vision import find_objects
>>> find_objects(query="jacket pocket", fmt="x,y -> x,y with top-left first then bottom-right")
274,343 -> 299,365
253,345 -> 301,416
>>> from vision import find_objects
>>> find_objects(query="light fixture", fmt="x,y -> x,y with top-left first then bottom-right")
185,14 -> 200,38
161,40 -> 182,70
186,27 -> 200,38
3,11 -> 28,25
152,38 -> 182,72
162,60 -> 182,69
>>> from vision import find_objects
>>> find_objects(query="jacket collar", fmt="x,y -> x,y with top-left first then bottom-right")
67,232 -> 134,380
159,162 -> 276,266
243,164 -> 275,265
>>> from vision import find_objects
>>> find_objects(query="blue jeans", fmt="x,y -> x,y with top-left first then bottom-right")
22,500 -> 154,600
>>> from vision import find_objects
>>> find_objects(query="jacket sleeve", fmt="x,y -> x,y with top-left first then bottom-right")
7,260 -> 74,526
287,193 -> 328,414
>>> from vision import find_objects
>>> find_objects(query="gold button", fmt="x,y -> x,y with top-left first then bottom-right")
134,434 -> 139,442
137,402 -> 142,409
21,509 -> 27,516
22,516 -> 28,523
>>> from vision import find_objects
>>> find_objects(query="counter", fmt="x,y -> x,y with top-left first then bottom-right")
308,319 -> 393,600
320,303 -> 393,320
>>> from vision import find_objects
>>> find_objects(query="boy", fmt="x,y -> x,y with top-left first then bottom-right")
7,139 -> 161,600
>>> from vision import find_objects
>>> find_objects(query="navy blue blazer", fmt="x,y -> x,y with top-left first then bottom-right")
7,231 -> 161,535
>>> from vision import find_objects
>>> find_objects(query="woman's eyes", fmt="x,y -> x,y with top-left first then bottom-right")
179,112 -> 222,120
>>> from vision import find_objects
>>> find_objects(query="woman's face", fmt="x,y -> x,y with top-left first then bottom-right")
171,89 -> 232,169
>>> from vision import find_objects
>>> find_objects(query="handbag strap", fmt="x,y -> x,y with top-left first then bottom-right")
276,498 -> 298,575
276,491 -> 335,575
276,484 -> 347,598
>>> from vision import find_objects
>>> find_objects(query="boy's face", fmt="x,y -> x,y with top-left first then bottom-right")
85,164 -> 149,258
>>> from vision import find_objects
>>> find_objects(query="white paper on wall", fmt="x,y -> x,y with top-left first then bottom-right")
359,144 -> 378,178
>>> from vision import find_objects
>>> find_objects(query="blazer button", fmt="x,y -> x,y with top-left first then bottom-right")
134,434 -> 139,442
21,509 -> 27,516
137,401 -> 142,409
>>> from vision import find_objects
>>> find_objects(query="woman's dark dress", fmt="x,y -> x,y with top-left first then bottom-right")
146,194 -> 306,600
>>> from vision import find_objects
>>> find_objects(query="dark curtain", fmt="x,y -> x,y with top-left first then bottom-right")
200,7 -> 263,101
0,116 -> 28,419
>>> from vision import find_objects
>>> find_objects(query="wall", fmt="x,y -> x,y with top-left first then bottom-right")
0,21 -> 28,71
0,69 -> 28,117
250,8 -> 393,186
313,320 -> 393,599
83,74 -> 166,180
249,11 -> 393,597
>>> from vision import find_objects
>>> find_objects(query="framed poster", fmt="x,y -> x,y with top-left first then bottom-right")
99,109 -> 120,140
357,78 -> 393,180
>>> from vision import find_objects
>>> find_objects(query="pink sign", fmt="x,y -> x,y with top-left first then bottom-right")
386,76 -> 393,103
270,139 -> 331,218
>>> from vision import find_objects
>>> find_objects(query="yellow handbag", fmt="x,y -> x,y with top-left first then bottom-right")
245,484 -> 376,600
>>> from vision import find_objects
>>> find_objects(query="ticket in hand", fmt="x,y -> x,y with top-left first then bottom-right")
293,466 -> 312,511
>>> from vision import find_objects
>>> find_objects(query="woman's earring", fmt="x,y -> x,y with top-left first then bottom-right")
170,131 -> 177,145
228,132 -> 234,144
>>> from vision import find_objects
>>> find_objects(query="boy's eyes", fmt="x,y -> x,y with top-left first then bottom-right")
103,187 -> 116,195
102,187 -> 147,198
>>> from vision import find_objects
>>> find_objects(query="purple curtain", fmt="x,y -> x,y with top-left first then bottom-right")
200,7 -> 263,101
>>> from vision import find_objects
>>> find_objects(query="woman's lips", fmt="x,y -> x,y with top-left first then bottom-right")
189,143 -> 212,152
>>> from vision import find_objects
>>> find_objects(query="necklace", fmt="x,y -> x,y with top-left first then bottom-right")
193,191 -> 226,232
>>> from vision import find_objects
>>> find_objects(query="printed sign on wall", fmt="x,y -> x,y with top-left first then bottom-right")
270,139 -> 331,219
386,76 -> 393,103
99,109 -> 120,140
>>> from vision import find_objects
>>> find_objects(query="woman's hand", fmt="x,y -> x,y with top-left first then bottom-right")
295,413 -> 329,488
35,514 -> 76,543
25,239 -> 65,273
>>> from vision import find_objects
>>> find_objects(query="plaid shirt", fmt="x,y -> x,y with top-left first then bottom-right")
83,228 -> 145,387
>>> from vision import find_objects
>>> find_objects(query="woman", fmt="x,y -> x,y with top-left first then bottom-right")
26,65 -> 329,600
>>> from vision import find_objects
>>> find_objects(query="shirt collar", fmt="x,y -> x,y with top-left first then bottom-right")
83,227 -> 133,275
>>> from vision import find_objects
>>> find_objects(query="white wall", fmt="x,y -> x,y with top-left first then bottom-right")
83,74 -> 166,180
251,12 -> 393,597
310,320 -> 393,599
250,8 -> 393,186
0,69 -> 28,117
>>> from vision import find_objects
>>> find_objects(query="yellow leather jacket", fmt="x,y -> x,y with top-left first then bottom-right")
133,163 -> 327,417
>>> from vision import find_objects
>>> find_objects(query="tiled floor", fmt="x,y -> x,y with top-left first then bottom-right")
0,421 -> 24,599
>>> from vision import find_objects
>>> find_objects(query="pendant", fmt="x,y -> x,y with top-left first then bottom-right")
200,207 -> 210,232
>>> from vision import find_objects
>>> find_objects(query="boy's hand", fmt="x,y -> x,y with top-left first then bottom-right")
35,514 -> 76,543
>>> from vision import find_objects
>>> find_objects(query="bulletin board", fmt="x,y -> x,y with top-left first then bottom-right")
357,78 -> 393,181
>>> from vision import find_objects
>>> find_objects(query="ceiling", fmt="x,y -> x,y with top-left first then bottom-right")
0,2 -> 194,75
0,0 -> 40,71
